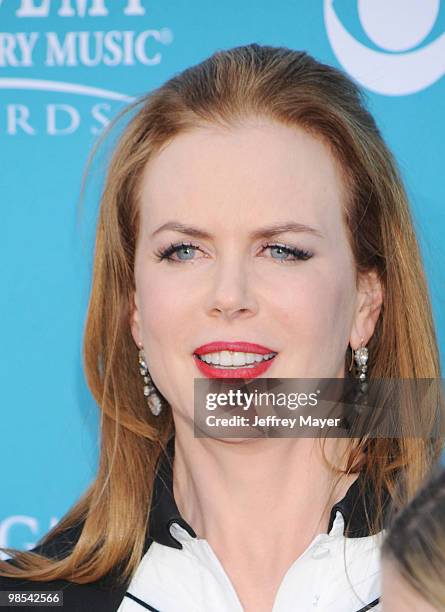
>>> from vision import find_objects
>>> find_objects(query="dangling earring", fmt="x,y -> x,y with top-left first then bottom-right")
348,338 -> 368,377
350,338 -> 369,413
354,338 -> 369,384
138,347 -> 163,416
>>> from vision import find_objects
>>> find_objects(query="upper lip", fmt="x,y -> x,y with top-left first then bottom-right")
194,341 -> 278,356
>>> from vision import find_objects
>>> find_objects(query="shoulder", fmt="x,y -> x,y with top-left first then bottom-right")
0,522 -> 127,612
28,520 -> 85,560
0,572 -> 125,612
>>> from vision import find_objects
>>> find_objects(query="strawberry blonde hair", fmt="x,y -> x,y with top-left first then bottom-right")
1,43 -> 443,585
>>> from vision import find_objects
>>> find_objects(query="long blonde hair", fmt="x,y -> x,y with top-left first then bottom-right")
382,465 -> 445,609
1,43 -> 443,586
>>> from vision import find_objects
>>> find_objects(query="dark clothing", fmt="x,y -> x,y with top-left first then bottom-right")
0,438 -> 389,611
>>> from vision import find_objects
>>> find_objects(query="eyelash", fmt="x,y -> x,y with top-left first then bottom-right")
154,241 -> 313,264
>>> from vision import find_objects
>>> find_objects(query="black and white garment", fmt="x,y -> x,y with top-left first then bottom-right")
119,437 -> 387,612
0,436 -> 389,611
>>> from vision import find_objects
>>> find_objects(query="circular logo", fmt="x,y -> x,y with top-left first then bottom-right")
324,0 -> 445,95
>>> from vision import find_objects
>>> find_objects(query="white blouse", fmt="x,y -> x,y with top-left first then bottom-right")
118,438 -> 387,612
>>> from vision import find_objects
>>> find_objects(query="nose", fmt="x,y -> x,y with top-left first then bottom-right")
206,255 -> 259,321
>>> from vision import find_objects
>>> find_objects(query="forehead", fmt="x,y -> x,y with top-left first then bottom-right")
138,118 -> 347,233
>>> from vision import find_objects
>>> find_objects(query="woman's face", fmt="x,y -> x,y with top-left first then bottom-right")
131,118 -> 382,419
382,559 -> 438,611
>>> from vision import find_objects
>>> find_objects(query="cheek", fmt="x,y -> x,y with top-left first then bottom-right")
133,267 -> 197,406
135,267 -> 195,348
268,261 -> 355,342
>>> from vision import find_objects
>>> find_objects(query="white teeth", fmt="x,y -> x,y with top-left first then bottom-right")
219,350 -> 232,366
197,350 -> 276,367
232,352 -> 246,366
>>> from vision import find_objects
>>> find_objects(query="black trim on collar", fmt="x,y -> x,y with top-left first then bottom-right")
327,468 -> 391,537
145,436 -> 197,550
355,597 -> 380,611
145,436 -> 390,552
124,592 -> 161,611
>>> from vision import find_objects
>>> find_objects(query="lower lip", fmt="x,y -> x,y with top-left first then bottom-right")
193,354 -> 276,378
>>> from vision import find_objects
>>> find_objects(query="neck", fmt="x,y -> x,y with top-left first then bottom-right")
172,424 -> 358,556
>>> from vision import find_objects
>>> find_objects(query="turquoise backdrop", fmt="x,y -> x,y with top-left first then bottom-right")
1,0 -> 444,553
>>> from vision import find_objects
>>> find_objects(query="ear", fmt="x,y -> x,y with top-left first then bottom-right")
350,269 -> 383,349
130,290 -> 143,348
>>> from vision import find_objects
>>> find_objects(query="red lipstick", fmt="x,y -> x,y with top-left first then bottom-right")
194,341 -> 276,356
193,341 -> 277,379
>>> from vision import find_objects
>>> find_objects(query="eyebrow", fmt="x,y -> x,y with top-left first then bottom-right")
150,221 -> 324,240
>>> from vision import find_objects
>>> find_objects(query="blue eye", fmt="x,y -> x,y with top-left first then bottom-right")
155,241 -> 313,264
156,242 -> 201,263
264,244 -> 313,262
270,245 -> 291,260
174,245 -> 196,260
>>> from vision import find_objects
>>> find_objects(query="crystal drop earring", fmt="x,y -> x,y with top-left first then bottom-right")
350,338 -> 369,410
138,347 -> 163,416
354,338 -> 369,386
347,337 -> 369,411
